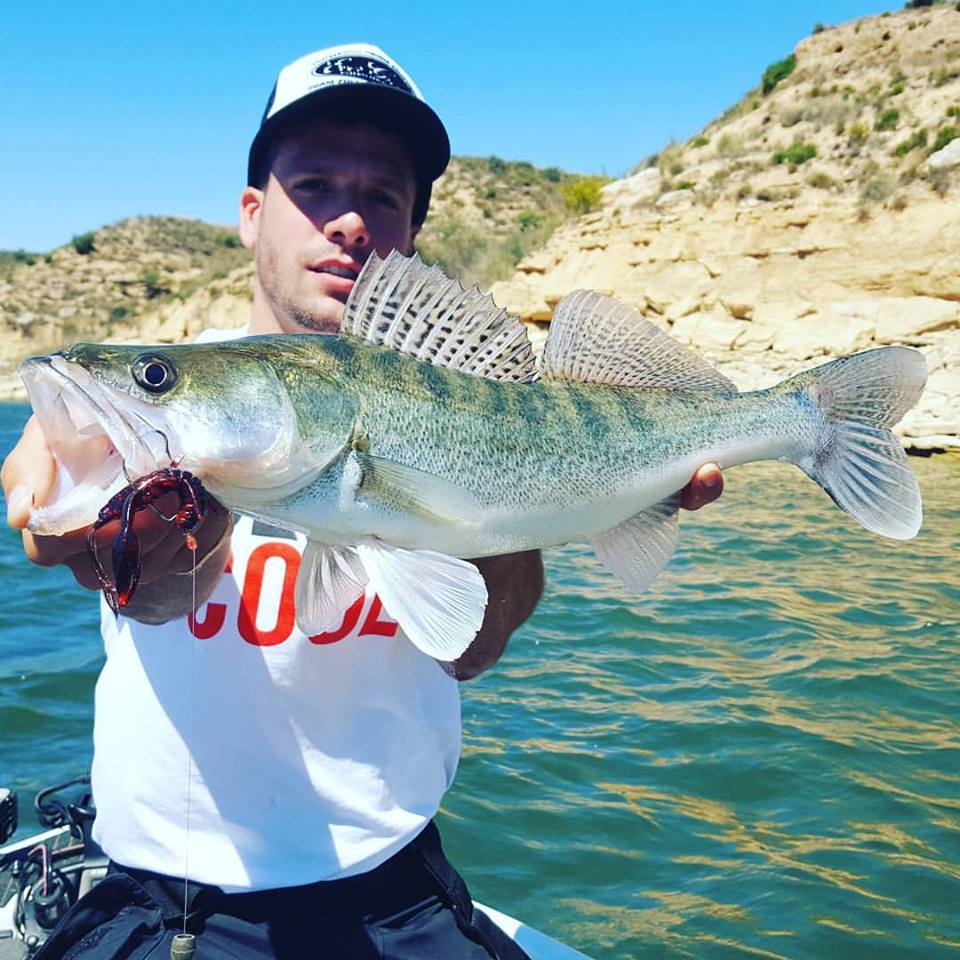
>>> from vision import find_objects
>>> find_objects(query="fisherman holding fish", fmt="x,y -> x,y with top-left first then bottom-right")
2,44 -> 725,958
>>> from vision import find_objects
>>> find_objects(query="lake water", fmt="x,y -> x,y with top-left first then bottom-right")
0,401 -> 957,958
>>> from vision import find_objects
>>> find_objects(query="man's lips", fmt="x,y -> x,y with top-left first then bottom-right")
306,261 -> 360,295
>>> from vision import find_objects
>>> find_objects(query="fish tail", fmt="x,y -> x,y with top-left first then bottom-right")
777,346 -> 927,540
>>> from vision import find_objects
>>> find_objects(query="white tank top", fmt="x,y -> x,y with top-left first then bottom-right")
91,328 -> 461,891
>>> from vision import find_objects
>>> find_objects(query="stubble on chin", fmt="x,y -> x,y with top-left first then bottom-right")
256,237 -> 344,334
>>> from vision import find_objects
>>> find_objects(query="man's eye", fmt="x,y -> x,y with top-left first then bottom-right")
296,178 -> 329,192
371,191 -> 400,210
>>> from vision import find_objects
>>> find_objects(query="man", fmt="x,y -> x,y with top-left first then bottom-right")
2,44 -> 723,958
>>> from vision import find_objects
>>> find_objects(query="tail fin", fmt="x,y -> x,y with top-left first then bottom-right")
780,347 -> 926,540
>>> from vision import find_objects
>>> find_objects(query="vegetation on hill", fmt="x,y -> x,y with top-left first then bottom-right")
417,156 -> 608,288
0,157 -> 606,361
0,218 -> 251,348
624,3 -> 960,213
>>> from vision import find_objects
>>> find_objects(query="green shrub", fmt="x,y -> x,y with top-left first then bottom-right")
947,105 -> 960,118
772,141 -> 817,165
13,249 -> 36,265
484,186 -> 497,199
848,122 -> 870,145
140,267 -> 169,298
72,231 -> 96,255
893,128 -> 928,156
860,173 -> 896,202
516,211 -> 543,229
808,171 -> 834,189
109,305 -> 129,323
926,167 -> 951,196
932,126 -> 960,152
487,156 -> 507,175
813,21 -> 826,33
716,132 -> 744,158
890,80 -> 905,96
762,53 -> 797,95
875,108 -> 900,131
676,181 -> 695,190
690,135 -> 710,148
217,233 -> 240,248
543,167 -> 562,182
560,176 -> 607,215
904,0 -> 933,7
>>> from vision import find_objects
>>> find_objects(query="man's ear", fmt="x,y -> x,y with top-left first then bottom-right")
405,222 -> 421,256
239,186 -> 264,251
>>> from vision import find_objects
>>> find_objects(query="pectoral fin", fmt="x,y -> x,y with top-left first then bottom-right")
294,541 -> 367,635
355,452 -> 483,526
355,539 -> 487,661
591,495 -> 681,592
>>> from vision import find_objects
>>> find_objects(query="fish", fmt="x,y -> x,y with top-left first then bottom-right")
19,251 -> 927,661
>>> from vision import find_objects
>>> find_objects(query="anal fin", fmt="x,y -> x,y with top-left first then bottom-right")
591,495 -> 681,592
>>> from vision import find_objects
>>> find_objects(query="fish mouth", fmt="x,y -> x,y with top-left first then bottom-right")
19,355 -> 176,536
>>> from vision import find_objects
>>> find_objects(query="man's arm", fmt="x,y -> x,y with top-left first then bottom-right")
447,463 -> 725,681
3,416 -> 232,623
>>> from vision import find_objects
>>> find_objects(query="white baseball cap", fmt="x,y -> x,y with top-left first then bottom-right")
248,43 -> 450,223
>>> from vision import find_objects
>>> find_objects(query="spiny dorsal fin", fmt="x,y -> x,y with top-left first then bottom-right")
343,250 -> 539,383
542,290 -> 738,394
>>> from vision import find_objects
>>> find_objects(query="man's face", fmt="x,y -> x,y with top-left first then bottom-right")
240,119 -> 419,334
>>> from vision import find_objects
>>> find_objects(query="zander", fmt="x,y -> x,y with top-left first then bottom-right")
20,251 -> 927,661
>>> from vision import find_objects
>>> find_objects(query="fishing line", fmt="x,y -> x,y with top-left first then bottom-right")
171,537 -> 199,960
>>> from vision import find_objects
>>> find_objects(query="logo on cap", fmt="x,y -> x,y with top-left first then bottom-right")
312,56 -> 412,94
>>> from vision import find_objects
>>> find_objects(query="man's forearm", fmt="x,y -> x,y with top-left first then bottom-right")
446,550 -> 545,681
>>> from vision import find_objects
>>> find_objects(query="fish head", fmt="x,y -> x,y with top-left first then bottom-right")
19,339 -> 354,535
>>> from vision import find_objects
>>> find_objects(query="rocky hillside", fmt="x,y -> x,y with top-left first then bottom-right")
0,219 -> 253,398
493,4 -> 960,451
0,157 -> 602,398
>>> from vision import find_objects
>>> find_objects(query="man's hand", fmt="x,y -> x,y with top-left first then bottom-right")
3,415 -> 232,620
680,462 -> 723,511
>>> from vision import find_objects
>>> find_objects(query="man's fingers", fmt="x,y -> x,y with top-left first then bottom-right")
138,500 -> 232,582
680,463 -> 724,511
2,416 -> 56,529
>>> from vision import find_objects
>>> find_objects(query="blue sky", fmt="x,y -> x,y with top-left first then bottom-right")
4,0 -> 886,251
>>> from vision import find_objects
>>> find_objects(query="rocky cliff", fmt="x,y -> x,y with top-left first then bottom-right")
492,5 -> 960,451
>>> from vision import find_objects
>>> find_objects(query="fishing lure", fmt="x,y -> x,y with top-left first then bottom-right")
86,467 -> 208,614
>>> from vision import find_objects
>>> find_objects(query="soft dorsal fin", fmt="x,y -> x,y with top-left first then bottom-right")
542,290 -> 738,394
343,251 -> 539,383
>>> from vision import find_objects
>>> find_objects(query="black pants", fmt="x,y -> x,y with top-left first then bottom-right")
35,823 -> 530,959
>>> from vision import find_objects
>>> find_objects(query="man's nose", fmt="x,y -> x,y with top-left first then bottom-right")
324,210 -> 369,249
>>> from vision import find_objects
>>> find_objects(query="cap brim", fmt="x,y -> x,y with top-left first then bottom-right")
247,84 -> 450,187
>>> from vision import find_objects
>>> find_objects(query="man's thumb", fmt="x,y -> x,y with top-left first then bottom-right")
2,416 -> 56,530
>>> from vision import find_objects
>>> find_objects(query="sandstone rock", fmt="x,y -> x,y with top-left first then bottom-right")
671,306 -> 747,351
734,321 -> 777,353
656,189 -> 695,210
721,299 -> 754,321
873,297 -> 958,343
664,296 -> 703,322
600,168 -> 662,208
928,138 -> 960,171
516,250 -> 556,274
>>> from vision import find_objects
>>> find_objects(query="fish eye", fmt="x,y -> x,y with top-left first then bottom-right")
133,354 -> 178,393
